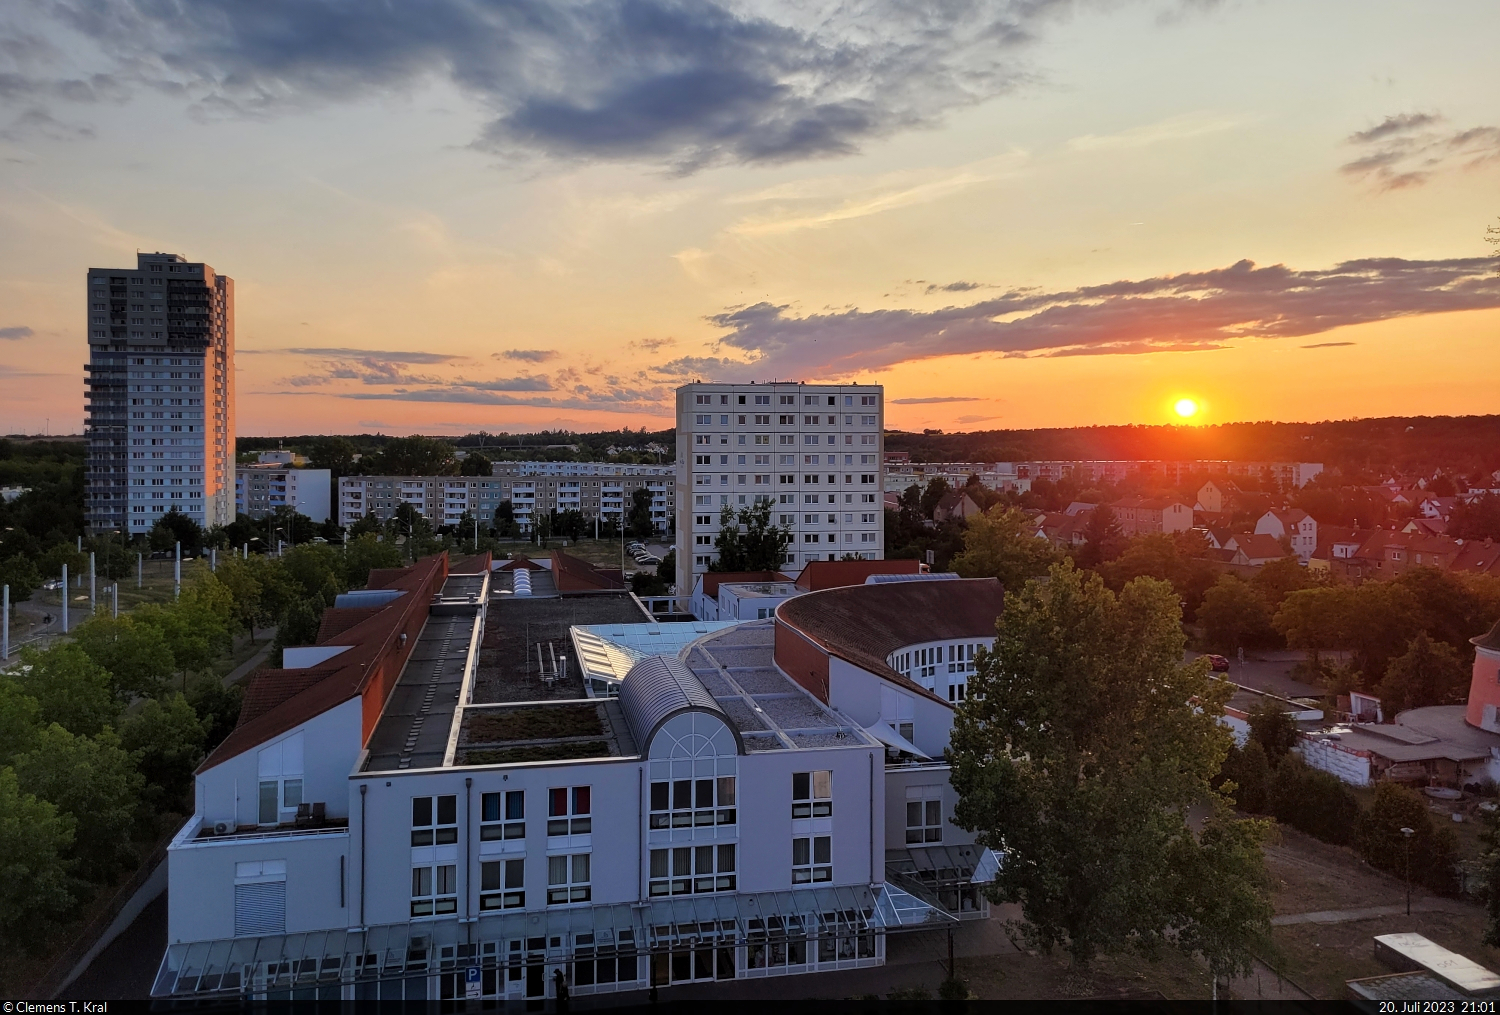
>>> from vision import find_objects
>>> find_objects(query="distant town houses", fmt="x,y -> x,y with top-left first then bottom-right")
1254,508 -> 1317,562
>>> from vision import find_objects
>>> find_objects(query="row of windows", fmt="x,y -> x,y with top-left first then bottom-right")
692,493 -> 878,507
695,393 -> 878,407
695,433 -> 879,448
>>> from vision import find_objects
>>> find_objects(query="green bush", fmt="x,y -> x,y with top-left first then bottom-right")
1269,756 -> 1360,846
1356,782 -> 1460,895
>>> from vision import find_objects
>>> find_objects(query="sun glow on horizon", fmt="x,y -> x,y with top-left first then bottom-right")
1173,398 -> 1200,420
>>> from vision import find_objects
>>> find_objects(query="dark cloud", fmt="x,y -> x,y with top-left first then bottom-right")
26,0 -> 1065,171
890,396 -> 982,404
340,385 -> 666,412
1301,341 -> 1355,349
464,376 -> 553,392
704,257 -> 1500,378
630,336 -> 677,353
0,325 -> 35,339
0,106 -> 94,141
925,281 -> 984,294
1342,112 -> 1500,190
494,349 -> 559,362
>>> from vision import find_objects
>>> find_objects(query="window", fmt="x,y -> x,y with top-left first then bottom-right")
792,836 -> 831,884
650,776 -> 736,829
861,395 -> 877,406
480,858 -> 525,910
412,795 -> 458,846
695,414 -> 711,424
480,790 -> 525,841
906,798 -> 944,844
547,854 -> 591,904
412,863 -> 458,916
650,844 -> 737,896
792,771 -> 831,817
755,395 -> 770,405
780,395 -> 795,404
695,394 -> 711,404
548,786 -> 591,835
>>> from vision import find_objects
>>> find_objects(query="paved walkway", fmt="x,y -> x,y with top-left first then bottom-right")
221,629 -> 276,688
1272,898 -> 1472,926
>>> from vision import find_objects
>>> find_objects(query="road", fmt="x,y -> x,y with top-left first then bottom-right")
1187,649 -> 1324,699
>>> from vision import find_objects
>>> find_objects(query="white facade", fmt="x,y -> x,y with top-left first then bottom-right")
235,467 -> 331,523
85,252 -> 235,534
157,570 -> 994,1002
1256,509 -> 1318,563
717,581 -> 801,621
675,383 -> 884,599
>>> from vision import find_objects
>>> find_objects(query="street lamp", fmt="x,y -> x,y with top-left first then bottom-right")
1400,826 -> 1416,915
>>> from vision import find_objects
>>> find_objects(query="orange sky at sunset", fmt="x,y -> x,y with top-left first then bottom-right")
1,0 -> 1497,436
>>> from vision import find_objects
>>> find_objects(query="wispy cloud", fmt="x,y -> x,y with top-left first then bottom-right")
891,396 -> 983,404
247,347 -> 461,363
702,257 -> 1500,378
1301,341 -> 1356,349
925,282 -> 985,295
494,349 -> 558,363
956,414 -> 1000,424
0,325 -> 35,340
1341,112 -> 1500,190
21,0 -> 1076,172
1067,111 -> 1241,152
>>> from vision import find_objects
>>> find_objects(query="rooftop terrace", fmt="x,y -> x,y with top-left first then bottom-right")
473,593 -> 651,704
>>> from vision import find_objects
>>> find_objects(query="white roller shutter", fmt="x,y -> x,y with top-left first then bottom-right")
234,880 -> 286,936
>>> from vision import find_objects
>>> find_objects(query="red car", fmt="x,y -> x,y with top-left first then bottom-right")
1204,654 -> 1231,672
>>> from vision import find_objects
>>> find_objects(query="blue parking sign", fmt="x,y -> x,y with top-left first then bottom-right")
466,965 -> 481,998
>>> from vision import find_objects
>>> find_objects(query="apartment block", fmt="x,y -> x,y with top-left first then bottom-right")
675,383 -> 884,596
234,467 -> 332,523
84,252 -> 235,534
338,463 -> 671,533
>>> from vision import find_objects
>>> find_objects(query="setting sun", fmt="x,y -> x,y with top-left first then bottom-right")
1174,398 -> 1200,419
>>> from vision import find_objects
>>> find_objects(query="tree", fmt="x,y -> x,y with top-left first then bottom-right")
656,549 -> 676,586
493,500 -> 519,538
1169,808 -> 1277,989
627,487 -> 654,539
553,509 -> 587,543
1451,493 -> 1500,542
1251,556 -> 1314,614
71,613 -> 177,700
1377,632 -> 1471,713
950,506 -> 1061,590
0,768 -> 76,948
212,553 -> 267,637
0,676 -> 41,766
1074,504 -> 1125,569
342,533 -> 404,588
186,672 -> 244,752
459,451 -> 492,476
309,436 -> 359,478
119,693 -> 206,812
1273,586 -> 1354,668
1100,532 -> 1217,621
919,477 -> 952,520
272,599 -> 323,663
1198,575 -> 1274,655
1357,782 -> 1460,894
12,643 -> 120,737
949,562 -> 1259,969
368,435 -> 457,476
1246,699 -> 1299,764
0,552 -> 42,600
148,507 -> 204,555
629,571 -> 668,597
14,725 -> 143,882
348,510 -> 383,540
1268,755 -> 1360,846
1220,739 -> 1271,814
897,484 -> 922,529
708,500 -> 791,573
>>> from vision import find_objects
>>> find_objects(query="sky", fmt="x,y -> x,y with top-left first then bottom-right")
1,0 -> 1498,437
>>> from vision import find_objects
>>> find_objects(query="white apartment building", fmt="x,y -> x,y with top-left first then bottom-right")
85,252 -> 235,534
675,383 -> 884,597
235,467 -> 331,523
152,552 -> 1004,1002
340,465 -> 671,534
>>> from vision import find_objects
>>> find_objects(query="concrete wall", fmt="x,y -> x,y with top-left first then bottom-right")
826,656 -> 954,761
883,764 -> 977,852
194,698 -> 363,829
1296,737 -> 1372,787
167,825 -> 350,944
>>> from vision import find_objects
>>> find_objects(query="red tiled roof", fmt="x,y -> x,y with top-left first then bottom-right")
551,549 -> 626,591
1232,533 -> 1286,561
495,554 -> 546,571
316,606 -> 386,643
698,571 -> 789,598
794,558 -> 922,591
1453,540 -> 1500,577
776,578 -> 1006,704
449,552 -> 492,574
198,553 -> 449,773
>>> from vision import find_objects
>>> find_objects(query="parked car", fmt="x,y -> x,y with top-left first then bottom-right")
639,555 -> 661,566
42,578 -> 62,590
1204,654 -> 1231,672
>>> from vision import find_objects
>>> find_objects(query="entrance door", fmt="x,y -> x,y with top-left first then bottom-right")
526,963 -> 543,998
